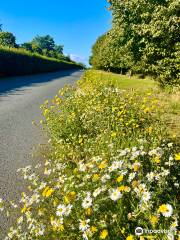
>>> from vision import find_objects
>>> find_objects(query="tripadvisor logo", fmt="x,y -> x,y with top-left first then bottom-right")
135,227 -> 144,236
135,227 -> 177,239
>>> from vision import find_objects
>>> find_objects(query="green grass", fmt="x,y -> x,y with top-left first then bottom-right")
85,70 -> 180,141
85,70 -> 157,91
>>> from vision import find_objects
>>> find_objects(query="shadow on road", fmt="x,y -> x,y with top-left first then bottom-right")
0,69 -> 81,95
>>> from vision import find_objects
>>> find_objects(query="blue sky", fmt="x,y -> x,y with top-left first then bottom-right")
0,0 -> 111,65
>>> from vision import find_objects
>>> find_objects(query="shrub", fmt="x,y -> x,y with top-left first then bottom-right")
1,72 -> 179,239
0,46 -> 82,77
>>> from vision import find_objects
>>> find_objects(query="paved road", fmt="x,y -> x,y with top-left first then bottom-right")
0,70 -> 83,236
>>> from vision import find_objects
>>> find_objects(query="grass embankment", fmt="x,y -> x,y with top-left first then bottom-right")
1,70 -> 179,239
85,70 -> 180,140
0,46 -> 82,77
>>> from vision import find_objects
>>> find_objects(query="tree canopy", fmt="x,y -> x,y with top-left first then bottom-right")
90,0 -> 180,86
32,35 -> 55,52
0,32 -> 16,47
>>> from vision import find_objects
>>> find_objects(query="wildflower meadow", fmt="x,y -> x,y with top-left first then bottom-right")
0,71 -> 179,239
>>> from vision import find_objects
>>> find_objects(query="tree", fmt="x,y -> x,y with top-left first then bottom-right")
90,0 -> 180,86
0,32 -> 16,47
21,42 -> 33,52
54,44 -> 63,55
32,35 -> 55,52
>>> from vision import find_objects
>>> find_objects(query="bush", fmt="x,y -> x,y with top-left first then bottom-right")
1,72 -> 179,239
0,46 -> 82,77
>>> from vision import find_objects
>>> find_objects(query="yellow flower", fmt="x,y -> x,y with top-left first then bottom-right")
100,229 -> 108,239
38,208 -> 45,216
175,153 -> 180,161
111,132 -> 117,138
116,175 -> 124,183
92,174 -> 100,182
53,198 -> 59,207
43,109 -> 49,116
147,126 -> 152,134
51,216 -> 64,232
42,186 -> 54,198
132,162 -> 141,171
68,191 -> 76,201
153,157 -> 161,164
126,235 -> 134,240
86,207 -> 93,216
150,215 -> 158,226
21,204 -> 31,213
158,204 -> 168,213
91,226 -> 98,233
79,138 -> 83,144
144,107 -> 150,113
131,180 -> 139,188
118,185 -> 130,192
98,160 -> 108,170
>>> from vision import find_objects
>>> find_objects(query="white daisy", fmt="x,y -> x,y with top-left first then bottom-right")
142,191 -> 151,202
79,219 -> 90,232
82,196 -> 93,209
109,188 -> 122,201
162,204 -> 173,217
56,204 -> 67,216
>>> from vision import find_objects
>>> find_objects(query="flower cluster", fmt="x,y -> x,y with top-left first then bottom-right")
2,73 -> 179,240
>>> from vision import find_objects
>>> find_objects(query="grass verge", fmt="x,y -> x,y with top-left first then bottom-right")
1,70 -> 179,239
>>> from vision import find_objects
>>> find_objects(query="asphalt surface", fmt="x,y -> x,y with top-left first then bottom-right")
0,70 -> 83,237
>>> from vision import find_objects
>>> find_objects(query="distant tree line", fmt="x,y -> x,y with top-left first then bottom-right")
0,24 -> 72,62
90,0 -> 180,86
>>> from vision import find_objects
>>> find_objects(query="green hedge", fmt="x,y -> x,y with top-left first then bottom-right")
0,47 -> 82,77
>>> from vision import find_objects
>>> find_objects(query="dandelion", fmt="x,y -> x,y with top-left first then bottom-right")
91,226 -> 98,233
126,235 -> 134,240
116,175 -> 124,183
158,204 -> 173,217
150,215 -> 158,226
109,188 -> 122,201
42,187 -> 54,198
100,229 -> 108,239
92,174 -> 100,181
175,153 -> 180,161
98,160 -> 108,170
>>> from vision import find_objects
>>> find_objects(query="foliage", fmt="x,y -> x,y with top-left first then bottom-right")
0,46 -> 82,77
1,71 -> 179,239
0,32 -> 16,47
90,0 -> 180,86
54,45 -> 63,55
32,35 -> 55,52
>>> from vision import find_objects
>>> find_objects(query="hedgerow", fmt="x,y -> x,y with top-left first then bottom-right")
0,72 -> 179,239
0,46 -> 82,77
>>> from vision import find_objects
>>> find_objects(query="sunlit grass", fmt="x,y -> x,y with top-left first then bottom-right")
86,70 -> 180,141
